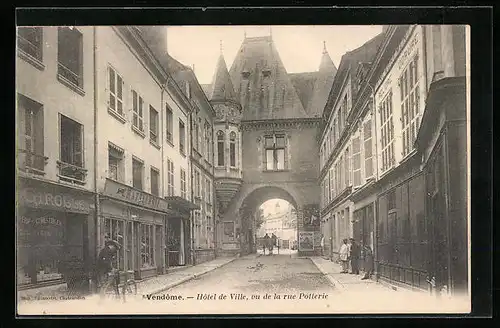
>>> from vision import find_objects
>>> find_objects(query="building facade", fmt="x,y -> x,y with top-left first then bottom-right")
167,57 -> 217,265
16,26 -> 97,290
318,25 -> 468,295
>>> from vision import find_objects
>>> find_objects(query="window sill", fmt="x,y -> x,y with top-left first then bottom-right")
17,50 -> 45,71
166,139 -> 175,148
150,139 -> 161,150
229,167 -> 239,171
57,73 -> 85,96
215,165 -> 225,169
132,125 -> 146,138
263,169 -> 289,173
107,107 -> 126,123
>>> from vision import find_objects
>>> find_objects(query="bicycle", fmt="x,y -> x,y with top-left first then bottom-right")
99,269 -> 137,302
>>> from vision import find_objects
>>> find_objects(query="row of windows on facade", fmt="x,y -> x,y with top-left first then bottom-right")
320,54 -> 422,189
18,27 -> 211,163
18,27 -> 84,89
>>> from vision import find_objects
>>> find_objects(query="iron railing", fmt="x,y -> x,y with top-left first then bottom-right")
57,160 -> 87,185
17,149 -> 48,175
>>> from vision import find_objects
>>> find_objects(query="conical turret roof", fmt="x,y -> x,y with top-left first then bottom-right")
318,42 -> 337,72
209,53 -> 238,102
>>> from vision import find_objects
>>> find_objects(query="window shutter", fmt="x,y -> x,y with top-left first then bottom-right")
74,124 -> 83,167
34,109 -> 44,156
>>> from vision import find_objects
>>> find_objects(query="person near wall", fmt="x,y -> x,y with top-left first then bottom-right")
263,233 -> 270,255
96,239 -> 121,292
349,238 -> 360,275
338,239 -> 350,273
361,244 -> 374,280
270,233 -> 276,255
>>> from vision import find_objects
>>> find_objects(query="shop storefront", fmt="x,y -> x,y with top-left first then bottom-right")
16,177 -> 95,291
99,179 -> 183,280
165,196 -> 200,267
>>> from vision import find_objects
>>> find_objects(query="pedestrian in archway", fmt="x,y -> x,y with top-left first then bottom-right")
263,233 -> 270,255
349,238 -> 360,275
361,244 -> 374,280
339,239 -> 349,273
271,233 -> 277,255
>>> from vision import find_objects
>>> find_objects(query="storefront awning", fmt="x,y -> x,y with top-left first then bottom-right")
164,196 -> 200,213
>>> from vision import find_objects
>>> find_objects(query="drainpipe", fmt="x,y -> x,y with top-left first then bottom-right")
160,82 -> 166,272
91,26 -> 99,292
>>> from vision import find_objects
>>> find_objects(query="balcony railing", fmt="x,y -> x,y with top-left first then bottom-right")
57,160 -> 87,185
17,149 -> 48,176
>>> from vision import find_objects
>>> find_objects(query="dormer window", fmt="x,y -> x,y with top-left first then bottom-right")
262,68 -> 271,78
242,70 -> 250,79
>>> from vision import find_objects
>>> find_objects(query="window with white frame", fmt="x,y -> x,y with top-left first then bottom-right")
140,223 -> 154,268
264,134 -> 286,171
107,66 -> 124,117
60,115 -> 83,168
166,106 -> 173,144
330,167 -> 335,200
195,170 -> 201,198
379,91 -> 395,173
179,119 -> 186,155
167,159 -> 174,196
108,143 -> 124,182
352,136 -> 361,187
230,131 -> 236,167
132,157 -> 144,190
132,90 -> 144,133
150,166 -> 159,196
18,27 -> 43,62
149,106 -> 159,145
344,148 -> 350,188
217,130 -> 225,166
104,219 -> 125,271
17,94 -> 45,174
400,55 -> 421,157
363,118 -> 373,179
180,168 -> 187,199
57,27 -> 83,88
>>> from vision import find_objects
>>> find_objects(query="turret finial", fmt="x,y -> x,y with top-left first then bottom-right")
323,41 -> 327,54
269,26 -> 273,39
220,40 -> 223,54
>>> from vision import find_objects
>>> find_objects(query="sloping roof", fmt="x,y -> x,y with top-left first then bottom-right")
306,50 -> 338,117
209,54 -> 238,101
228,36 -> 309,120
201,84 -> 212,98
289,72 -> 318,111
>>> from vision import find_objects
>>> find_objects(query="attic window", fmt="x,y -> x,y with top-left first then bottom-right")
241,70 -> 250,79
262,69 -> 271,78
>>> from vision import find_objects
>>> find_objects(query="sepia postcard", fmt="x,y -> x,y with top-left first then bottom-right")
15,22 -> 472,316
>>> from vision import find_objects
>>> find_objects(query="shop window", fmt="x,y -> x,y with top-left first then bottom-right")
132,157 -> 144,190
17,211 -> 65,285
400,55 -> 421,157
166,106 -> 173,144
149,106 -> 159,145
18,27 -> 43,62
379,91 -> 395,173
180,168 -> 187,199
107,65 -> 124,118
217,130 -> 225,166
150,166 -> 160,196
59,115 -> 87,185
264,134 -> 285,171
230,131 -> 236,167
131,90 -> 144,134
104,218 -> 125,271
108,142 -> 124,182
140,224 -> 154,268
57,27 -> 83,89
167,159 -> 174,196
179,119 -> 185,155
126,222 -> 133,270
17,94 -> 46,175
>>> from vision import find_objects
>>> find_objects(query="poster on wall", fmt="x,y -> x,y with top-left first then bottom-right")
303,204 -> 320,227
298,231 -> 314,251
313,231 -> 322,247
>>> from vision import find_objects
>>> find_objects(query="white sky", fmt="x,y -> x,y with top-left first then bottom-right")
167,25 -> 383,85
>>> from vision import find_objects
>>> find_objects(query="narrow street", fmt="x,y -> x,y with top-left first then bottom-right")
18,253 -> 339,315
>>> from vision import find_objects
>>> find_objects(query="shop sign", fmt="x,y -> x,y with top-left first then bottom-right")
103,179 -> 172,213
298,231 -> 314,251
18,187 -> 90,214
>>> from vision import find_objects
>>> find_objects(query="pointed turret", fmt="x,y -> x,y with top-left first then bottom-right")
209,42 -> 238,102
319,41 -> 337,73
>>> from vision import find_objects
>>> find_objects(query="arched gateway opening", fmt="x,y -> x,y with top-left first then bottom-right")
237,186 -> 298,256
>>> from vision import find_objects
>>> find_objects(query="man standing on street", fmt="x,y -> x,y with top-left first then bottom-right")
349,238 -> 360,275
270,233 -> 277,255
339,239 -> 349,273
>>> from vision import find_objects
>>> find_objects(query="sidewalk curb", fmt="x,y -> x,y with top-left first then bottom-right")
145,257 -> 238,295
309,258 -> 346,291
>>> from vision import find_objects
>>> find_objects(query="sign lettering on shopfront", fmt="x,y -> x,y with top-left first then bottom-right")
19,188 -> 89,213
103,179 -> 172,213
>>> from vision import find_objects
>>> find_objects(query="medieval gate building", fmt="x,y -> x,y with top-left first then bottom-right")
201,35 -> 337,256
